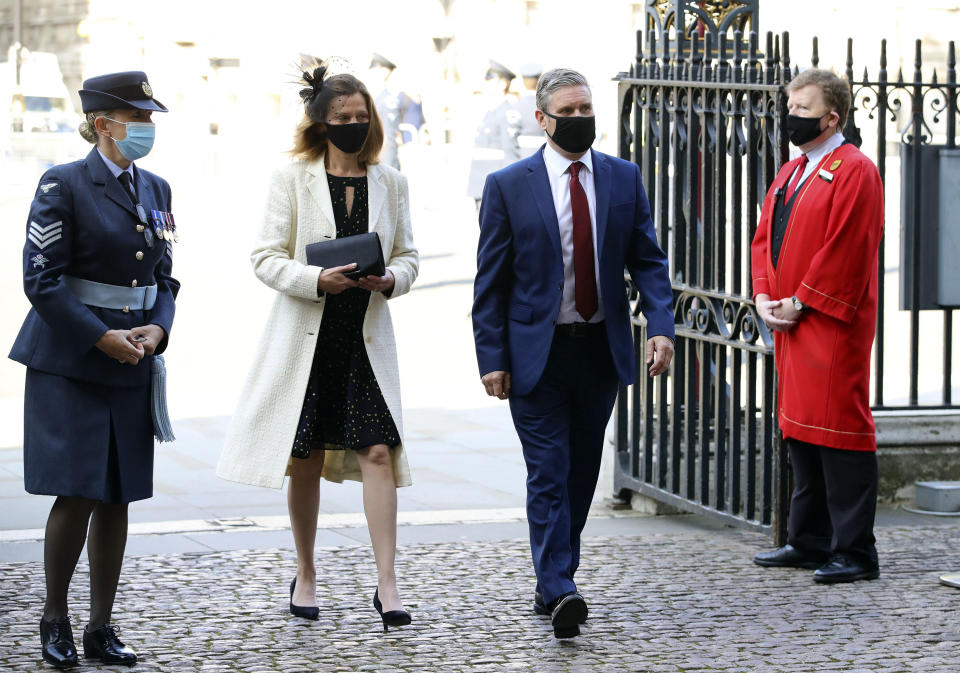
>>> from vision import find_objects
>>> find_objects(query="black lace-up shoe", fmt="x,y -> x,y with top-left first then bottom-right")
40,616 -> 78,669
82,623 -> 137,666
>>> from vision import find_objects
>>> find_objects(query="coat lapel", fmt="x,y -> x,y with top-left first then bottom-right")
84,148 -> 137,217
592,152 -> 611,261
304,158 -> 337,239
367,165 -> 387,237
525,153 -> 562,263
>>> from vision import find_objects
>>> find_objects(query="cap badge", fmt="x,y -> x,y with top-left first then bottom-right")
141,81 -> 153,97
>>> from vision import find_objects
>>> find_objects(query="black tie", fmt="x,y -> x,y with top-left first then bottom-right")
117,171 -> 137,205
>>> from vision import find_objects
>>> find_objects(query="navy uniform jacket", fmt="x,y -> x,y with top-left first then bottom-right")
9,148 -> 179,388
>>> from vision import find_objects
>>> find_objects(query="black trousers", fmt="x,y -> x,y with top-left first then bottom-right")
786,438 -> 879,567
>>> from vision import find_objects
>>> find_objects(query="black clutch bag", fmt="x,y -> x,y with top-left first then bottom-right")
305,231 -> 385,281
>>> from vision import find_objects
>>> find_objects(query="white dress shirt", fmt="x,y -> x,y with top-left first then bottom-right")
542,144 -> 604,324
789,131 -> 845,188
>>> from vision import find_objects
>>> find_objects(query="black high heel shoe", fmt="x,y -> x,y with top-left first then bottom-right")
373,589 -> 411,632
289,578 -> 319,621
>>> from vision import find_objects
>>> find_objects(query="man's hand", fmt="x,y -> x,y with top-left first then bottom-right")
318,263 -> 360,295
357,269 -> 395,294
755,293 -> 798,333
645,335 -> 674,376
129,324 -> 166,356
96,329 -> 144,364
482,371 -> 511,400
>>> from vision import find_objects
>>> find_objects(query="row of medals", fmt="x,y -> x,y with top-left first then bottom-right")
135,204 -> 178,246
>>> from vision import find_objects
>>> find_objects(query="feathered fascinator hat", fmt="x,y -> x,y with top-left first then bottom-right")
298,56 -> 354,123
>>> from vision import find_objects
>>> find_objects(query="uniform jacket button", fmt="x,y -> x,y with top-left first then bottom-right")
136,225 -> 145,232
131,280 -> 138,287
135,251 -> 144,261
122,306 -> 130,313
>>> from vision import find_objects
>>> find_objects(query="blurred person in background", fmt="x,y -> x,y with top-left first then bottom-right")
368,53 -> 402,170
466,59 -> 521,209
217,63 -> 418,632
9,71 -> 178,668
512,63 -> 545,159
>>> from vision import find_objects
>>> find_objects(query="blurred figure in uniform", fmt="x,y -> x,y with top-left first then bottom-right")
9,71 -> 179,668
513,63 -> 545,158
368,53 -> 402,170
466,59 -> 520,208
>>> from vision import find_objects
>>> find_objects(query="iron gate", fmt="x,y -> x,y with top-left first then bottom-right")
614,0 -> 960,543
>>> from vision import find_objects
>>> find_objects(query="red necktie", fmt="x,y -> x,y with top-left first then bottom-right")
569,161 -> 598,321
784,155 -> 809,202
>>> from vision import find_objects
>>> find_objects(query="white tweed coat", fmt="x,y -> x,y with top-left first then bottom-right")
216,158 -> 418,489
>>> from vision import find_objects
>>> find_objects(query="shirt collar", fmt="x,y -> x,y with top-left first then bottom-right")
803,131 -> 845,165
97,148 -> 135,180
543,143 -> 593,178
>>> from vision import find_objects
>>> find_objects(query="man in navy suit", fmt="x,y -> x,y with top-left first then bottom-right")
472,68 -> 675,639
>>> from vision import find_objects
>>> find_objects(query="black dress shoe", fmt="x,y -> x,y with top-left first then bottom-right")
550,592 -> 588,639
813,554 -> 880,584
82,623 -> 137,666
289,578 -> 320,621
373,589 -> 411,632
533,591 -> 550,616
39,616 -> 78,669
753,545 -> 827,570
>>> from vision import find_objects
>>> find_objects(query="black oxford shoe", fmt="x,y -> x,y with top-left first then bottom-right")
813,554 -> 880,584
82,623 -> 137,666
533,591 -> 550,616
40,616 -> 78,669
753,545 -> 827,570
550,592 -> 588,639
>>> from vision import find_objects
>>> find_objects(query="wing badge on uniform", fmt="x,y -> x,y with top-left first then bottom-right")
31,254 -> 49,269
28,220 -> 63,249
38,181 -> 61,196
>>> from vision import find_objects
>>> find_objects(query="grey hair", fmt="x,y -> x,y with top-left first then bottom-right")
78,110 -> 110,144
536,68 -> 591,112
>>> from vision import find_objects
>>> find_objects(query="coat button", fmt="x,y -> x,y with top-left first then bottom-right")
131,280 -> 138,288
122,306 -> 130,313
365,336 -> 372,343
135,251 -> 144,261
136,225 -> 145,232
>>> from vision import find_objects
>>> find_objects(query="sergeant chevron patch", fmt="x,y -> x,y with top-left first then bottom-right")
28,220 -> 63,250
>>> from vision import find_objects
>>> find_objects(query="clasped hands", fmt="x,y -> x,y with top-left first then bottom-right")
318,263 -> 395,295
755,293 -> 802,333
95,324 -> 165,365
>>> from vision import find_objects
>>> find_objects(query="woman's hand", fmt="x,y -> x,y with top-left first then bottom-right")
129,324 -> 166,356
318,263 -> 360,295
755,293 -> 797,333
357,269 -> 395,294
95,329 -> 145,364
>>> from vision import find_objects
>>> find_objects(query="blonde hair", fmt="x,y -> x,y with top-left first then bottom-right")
786,69 -> 851,129
78,110 -> 110,144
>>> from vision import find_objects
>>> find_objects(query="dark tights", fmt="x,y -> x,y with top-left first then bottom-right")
42,496 -> 129,628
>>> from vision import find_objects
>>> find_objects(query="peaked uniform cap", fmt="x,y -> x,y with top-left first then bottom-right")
78,71 -> 168,113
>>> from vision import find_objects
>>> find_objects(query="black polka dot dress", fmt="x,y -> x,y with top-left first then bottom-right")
291,174 -> 400,459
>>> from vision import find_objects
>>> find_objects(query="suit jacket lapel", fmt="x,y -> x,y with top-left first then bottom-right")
367,165 -> 387,237
84,148 -> 137,217
305,158 -> 337,239
525,153 -> 562,263
592,152 -> 611,261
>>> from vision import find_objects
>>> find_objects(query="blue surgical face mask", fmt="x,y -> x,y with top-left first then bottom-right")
105,117 -> 156,160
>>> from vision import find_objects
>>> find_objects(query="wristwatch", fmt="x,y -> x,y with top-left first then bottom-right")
792,296 -> 805,312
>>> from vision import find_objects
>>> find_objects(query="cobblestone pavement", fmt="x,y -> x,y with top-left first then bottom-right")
1,521 -> 958,673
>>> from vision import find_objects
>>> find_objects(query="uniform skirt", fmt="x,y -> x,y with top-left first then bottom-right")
23,368 -> 154,504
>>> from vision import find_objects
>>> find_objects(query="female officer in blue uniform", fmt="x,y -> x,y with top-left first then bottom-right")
8,71 -> 178,669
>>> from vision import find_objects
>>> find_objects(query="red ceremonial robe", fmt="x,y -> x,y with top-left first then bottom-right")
750,142 -> 884,451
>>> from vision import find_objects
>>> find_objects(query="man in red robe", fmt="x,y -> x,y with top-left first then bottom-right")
750,69 -> 884,583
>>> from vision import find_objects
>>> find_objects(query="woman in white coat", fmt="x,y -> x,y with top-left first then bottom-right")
217,65 -> 418,630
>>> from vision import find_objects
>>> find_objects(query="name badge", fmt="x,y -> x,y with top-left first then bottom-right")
818,168 -> 834,182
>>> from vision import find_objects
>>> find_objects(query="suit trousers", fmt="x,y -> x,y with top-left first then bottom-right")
785,437 -> 879,567
509,325 -> 619,605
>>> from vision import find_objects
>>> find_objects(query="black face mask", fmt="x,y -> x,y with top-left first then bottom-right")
325,122 -> 369,154
785,114 -> 828,146
544,112 -> 596,154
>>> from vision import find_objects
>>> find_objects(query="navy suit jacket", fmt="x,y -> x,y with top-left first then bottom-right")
9,148 -> 179,387
473,147 -> 674,397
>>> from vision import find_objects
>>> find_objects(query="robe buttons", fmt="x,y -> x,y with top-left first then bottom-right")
122,306 -> 130,313
131,280 -> 138,288
135,251 -> 144,261
136,225 -> 145,232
